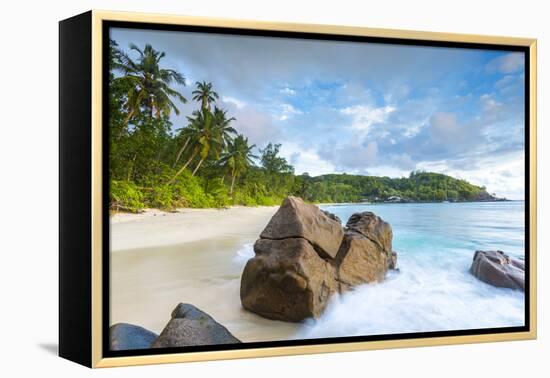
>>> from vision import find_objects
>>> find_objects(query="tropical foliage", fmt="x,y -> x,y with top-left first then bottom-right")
108,40 -> 295,211
296,171 -> 489,204
108,40 -> 495,212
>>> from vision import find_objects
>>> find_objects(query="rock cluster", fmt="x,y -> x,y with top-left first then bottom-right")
240,196 -> 397,322
470,250 -> 525,291
109,303 -> 240,351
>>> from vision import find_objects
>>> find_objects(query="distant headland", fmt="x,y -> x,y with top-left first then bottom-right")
295,170 -> 508,205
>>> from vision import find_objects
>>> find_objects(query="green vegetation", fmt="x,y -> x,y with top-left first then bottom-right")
108,40 -> 496,212
298,171 -> 491,204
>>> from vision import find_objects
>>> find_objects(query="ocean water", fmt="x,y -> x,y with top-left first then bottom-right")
238,201 -> 526,339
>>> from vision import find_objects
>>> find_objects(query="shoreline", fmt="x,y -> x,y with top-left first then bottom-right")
111,205 -> 279,251
111,199 -> 522,221
111,205 -> 279,223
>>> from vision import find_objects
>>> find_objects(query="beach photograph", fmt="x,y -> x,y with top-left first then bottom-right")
107,27 -> 526,352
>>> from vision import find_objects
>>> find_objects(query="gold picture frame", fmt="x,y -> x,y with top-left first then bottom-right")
59,10 -> 537,368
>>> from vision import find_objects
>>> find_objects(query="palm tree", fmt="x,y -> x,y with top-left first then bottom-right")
169,109 -> 220,181
192,81 -> 219,111
190,110 -> 222,176
172,122 -> 199,168
115,43 -> 187,124
212,106 -> 237,149
173,106 -> 235,168
188,107 -> 240,176
172,82 -> 222,167
170,106 -> 237,181
219,135 -> 257,195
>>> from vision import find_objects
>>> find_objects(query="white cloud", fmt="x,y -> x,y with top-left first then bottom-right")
427,112 -> 483,155
479,93 -> 506,123
277,103 -> 303,121
486,52 -> 525,74
416,150 -> 525,200
384,83 -> 410,103
340,83 -> 375,103
480,94 -> 502,113
184,77 -> 195,87
402,119 -> 427,138
280,87 -> 296,96
391,153 -> 416,170
429,112 -> 461,144
221,96 -> 246,109
318,140 -> 379,173
279,143 -> 335,176
495,75 -> 515,90
495,74 -> 524,96
363,165 -> 411,178
220,101 -> 280,146
340,104 -> 396,133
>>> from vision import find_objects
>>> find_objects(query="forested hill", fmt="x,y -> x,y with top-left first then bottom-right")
298,171 -> 503,204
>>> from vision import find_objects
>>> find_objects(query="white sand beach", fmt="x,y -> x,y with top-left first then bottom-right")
111,206 -> 280,251
110,206 -> 303,342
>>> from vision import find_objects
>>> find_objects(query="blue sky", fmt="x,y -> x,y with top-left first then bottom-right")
111,28 -> 526,199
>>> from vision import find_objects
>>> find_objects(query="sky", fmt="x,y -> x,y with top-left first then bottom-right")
111,27 -> 526,199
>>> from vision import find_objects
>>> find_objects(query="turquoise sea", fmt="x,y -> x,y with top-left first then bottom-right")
292,201 -> 526,337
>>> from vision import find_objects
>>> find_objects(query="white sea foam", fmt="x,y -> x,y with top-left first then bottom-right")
295,253 -> 524,339
233,243 -> 255,267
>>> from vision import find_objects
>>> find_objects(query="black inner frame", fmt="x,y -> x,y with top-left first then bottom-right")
102,20 -> 531,359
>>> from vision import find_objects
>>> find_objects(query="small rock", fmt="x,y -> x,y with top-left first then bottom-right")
109,323 -> 158,351
470,250 -> 525,291
151,304 -> 240,348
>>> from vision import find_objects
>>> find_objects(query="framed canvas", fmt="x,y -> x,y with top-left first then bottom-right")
59,10 -> 537,368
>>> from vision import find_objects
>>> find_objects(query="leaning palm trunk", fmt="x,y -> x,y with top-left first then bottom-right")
153,144 -> 165,175
169,148 -> 198,183
173,137 -> 190,167
126,153 -> 137,181
123,109 -> 135,126
191,157 -> 205,176
230,172 -> 236,195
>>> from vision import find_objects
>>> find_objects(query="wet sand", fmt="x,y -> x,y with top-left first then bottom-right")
110,206 -> 302,342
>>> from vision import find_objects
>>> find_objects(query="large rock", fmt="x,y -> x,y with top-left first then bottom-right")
151,304 -> 241,348
240,197 -> 398,322
241,238 -> 338,321
260,196 -> 344,259
109,323 -> 158,351
346,211 -> 393,254
336,231 -> 389,291
470,250 -> 525,291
